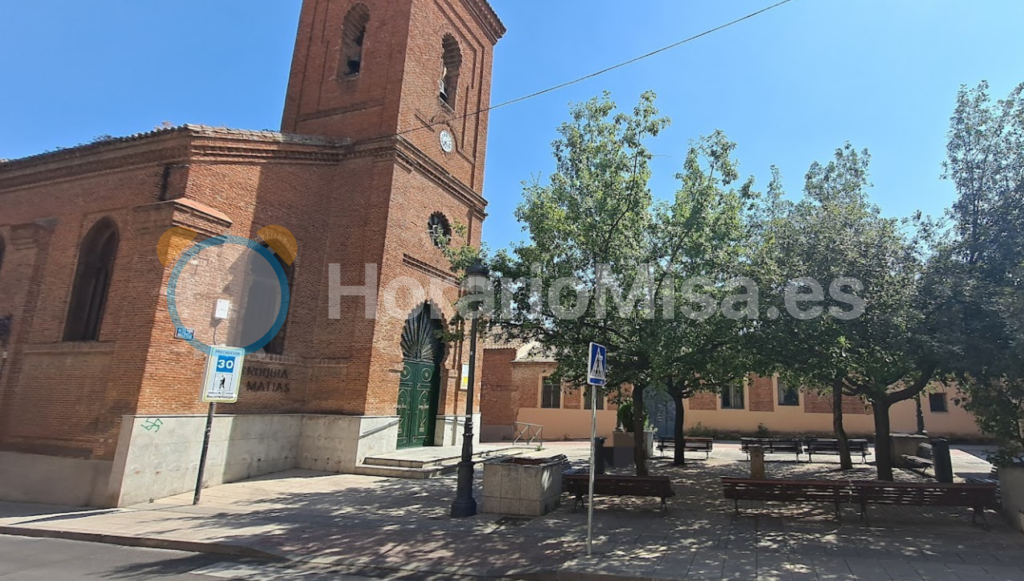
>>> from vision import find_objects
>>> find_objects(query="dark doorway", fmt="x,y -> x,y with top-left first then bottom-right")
645,389 -> 675,439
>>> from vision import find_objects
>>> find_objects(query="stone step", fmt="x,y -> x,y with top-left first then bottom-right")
361,446 -> 522,469
356,446 -> 528,479
352,463 -> 457,479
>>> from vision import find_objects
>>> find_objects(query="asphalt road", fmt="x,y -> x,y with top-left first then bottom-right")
0,535 -> 500,580
0,535 -> 230,580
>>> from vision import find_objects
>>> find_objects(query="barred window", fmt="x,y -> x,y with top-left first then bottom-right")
541,377 -> 561,409
721,383 -> 745,410
778,381 -> 800,406
583,386 -> 605,410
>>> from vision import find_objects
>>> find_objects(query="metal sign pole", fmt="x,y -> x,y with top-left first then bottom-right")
585,341 -> 606,559
193,401 -> 216,505
587,385 -> 597,557
193,344 -> 244,506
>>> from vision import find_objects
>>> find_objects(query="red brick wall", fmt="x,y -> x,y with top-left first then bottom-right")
0,156 -> 198,458
563,387 -> 582,410
748,374 -> 775,412
481,348 -> 516,427
689,392 -> 718,411
803,391 -> 870,415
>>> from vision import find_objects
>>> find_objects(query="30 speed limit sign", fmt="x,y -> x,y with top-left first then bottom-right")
201,346 -> 245,403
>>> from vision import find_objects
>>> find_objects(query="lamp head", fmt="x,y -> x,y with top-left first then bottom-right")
466,259 -> 489,278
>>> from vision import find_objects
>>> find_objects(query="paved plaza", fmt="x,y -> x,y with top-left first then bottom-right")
0,442 -> 1021,580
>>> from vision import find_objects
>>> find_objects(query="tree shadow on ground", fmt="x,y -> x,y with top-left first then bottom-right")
13,452 -> 1024,580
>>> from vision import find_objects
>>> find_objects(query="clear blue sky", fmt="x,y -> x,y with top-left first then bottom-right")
2,1 -> 1022,251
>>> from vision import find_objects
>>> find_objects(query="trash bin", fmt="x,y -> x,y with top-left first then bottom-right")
931,438 -> 954,483
594,436 -> 606,475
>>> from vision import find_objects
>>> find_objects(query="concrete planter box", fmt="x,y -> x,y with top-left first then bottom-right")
998,465 -> 1024,533
481,456 -> 564,517
610,431 -> 655,467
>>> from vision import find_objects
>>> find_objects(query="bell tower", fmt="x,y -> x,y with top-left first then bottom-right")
281,0 -> 505,193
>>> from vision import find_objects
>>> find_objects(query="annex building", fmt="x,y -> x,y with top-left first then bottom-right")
481,342 -> 982,442
0,0 -> 505,507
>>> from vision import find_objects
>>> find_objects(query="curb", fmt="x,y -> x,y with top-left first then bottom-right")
0,525 -> 285,561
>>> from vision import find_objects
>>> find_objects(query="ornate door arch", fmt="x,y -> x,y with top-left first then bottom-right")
396,303 -> 444,448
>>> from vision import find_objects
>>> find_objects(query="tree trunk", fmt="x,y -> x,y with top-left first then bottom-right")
672,390 -> 686,466
832,383 -> 853,470
632,384 -> 648,476
872,399 -> 894,481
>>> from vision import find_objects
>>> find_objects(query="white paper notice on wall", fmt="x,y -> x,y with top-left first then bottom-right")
214,299 -> 231,320
461,364 -> 470,390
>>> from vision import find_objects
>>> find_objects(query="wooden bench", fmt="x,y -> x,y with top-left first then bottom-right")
966,467 -> 999,485
855,481 -> 1000,524
805,438 -> 871,463
722,477 -> 855,517
901,443 -> 935,474
722,477 -> 1000,524
563,474 -> 675,512
741,438 -> 804,460
656,437 -> 713,459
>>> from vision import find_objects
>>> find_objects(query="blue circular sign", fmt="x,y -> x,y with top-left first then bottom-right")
166,235 -> 291,355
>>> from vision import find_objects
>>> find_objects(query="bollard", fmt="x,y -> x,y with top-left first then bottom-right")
594,436 -> 606,475
750,446 -> 766,479
931,438 -> 954,483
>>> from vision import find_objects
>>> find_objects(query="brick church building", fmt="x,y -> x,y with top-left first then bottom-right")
0,0 -> 505,506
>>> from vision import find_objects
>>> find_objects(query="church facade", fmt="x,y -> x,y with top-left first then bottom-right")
0,0 -> 504,507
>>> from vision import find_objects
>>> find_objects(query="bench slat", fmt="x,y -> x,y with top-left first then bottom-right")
564,474 -> 675,512
721,477 -> 1000,522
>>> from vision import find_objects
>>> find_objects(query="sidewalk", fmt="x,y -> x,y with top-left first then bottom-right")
1,444 -> 1022,580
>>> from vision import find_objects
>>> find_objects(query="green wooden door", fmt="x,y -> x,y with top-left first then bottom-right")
396,303 -> 444,449
397,361 -> 439,448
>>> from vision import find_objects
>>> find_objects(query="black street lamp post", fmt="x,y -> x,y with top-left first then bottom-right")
451,259 -> 489,518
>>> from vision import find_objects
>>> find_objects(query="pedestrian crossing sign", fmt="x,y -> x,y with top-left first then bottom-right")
587,342 -> 607,386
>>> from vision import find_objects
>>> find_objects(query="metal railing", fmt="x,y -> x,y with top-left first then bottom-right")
512,421 -> 543,446
359,419 -> 402,440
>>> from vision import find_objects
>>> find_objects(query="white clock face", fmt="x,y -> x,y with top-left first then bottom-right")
439,130 -> 454,153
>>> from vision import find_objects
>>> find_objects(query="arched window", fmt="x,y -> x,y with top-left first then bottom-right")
341,4 -> 370,77
428,212 -> 451,248
64,218 -> 119,342
241,243 -> 294,355
439,34 -> 462,107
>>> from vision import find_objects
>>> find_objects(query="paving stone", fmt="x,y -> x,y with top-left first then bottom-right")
876,559 -> 924,581
0,442 -> 1021,581
982,564 -> 1024,581
686,555 -> 727,580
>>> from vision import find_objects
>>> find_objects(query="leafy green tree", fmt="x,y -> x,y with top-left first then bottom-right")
490,92 -> 767,475
757,144 -> 938,480
489,91 -> 669,476
935,81 -> 1024,464
650,131 -> 757,465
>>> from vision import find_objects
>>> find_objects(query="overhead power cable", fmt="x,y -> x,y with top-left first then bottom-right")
396,0 -> 797,138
